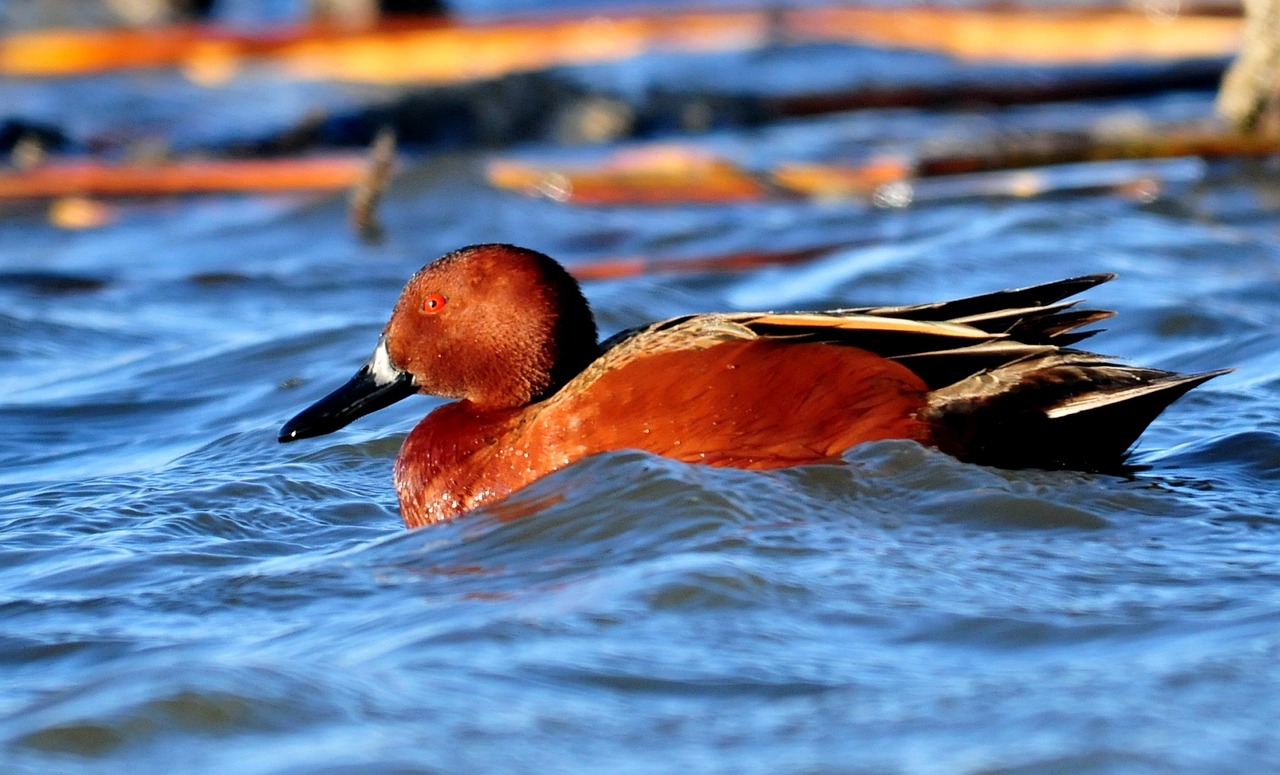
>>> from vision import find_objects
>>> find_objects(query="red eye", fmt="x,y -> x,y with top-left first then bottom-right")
422,292 -> 447,313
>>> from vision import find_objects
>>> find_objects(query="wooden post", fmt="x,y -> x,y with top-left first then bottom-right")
1218,0 -> 1280,133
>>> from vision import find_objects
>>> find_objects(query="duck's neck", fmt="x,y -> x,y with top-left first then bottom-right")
533,309 -> 598,403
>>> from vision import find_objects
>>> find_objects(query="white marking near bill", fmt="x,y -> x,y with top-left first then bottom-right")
368,337 -> 403,385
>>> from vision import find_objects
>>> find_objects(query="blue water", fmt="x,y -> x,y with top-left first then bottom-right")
3,19 -> 1280,775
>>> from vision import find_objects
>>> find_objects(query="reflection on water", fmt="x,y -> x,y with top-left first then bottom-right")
3,18 -> 1280,775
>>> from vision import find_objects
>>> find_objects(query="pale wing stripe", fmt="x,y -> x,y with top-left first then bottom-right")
893,341 -> 1057,359
1045,381 -> 1178,418
949,300 -> 1077,325
746,313 -> 997,339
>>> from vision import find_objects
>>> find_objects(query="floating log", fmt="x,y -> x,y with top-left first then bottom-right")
490,125 -> 1280,206
772,158 -> 914,199
486,148 -> 767,205
911,126 -> 1280,176
0,156 -> 368,199
772,61 -> 1228,118
862,157 -> 1207,207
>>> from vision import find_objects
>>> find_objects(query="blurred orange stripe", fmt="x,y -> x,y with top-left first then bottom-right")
0,12 -> 765,80
0,157 -> 367,199
772,159 -> 913,198
487,152 -> 768,205
277,13 -> 765,83
0,7 -> 1242,80
787,7 -> 1241,63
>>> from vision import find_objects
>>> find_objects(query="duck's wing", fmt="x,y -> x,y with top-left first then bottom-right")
596,273 -> 1117,391
745,272 -> 1117,343
848,273 -> 1117,344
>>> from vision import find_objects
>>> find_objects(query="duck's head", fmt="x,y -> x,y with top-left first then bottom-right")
279,244 -> 598,443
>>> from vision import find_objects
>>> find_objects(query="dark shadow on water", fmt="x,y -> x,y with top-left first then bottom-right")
0,271 -> 110,295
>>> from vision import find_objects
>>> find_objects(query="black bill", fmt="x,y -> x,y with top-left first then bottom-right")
278,339 -> 416,443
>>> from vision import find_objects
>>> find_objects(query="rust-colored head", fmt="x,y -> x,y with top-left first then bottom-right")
383,244 -> 599,408
278,244 -> 599,443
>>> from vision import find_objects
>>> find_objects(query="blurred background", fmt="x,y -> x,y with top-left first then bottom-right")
3,2 -> 1280,774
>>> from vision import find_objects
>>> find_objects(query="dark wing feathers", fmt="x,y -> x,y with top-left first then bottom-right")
923,354 -> 1231,469
1008,308 -> 1115,346
851,273 -> 1116,322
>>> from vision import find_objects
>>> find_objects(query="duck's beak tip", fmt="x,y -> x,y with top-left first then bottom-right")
277,413 -> 317,443
278,337 -> 416,444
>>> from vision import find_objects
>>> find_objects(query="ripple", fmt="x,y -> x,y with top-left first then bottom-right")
1152,430 -> 1280,482
918,491 -> 1110,530
5,661 -> 371,757
436,452 -> 763,561
639,556 -> 780,611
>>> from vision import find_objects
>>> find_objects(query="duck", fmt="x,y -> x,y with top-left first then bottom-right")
279,243 -> 1226,528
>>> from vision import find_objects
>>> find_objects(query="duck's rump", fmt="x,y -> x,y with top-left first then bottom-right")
921,352 -> 1227,470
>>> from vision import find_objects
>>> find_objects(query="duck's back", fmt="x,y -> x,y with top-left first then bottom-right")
530,333 -> 935,469
531,272 -> 1224,473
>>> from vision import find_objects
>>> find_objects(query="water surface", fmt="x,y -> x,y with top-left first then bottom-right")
2,32 -> 1280,775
